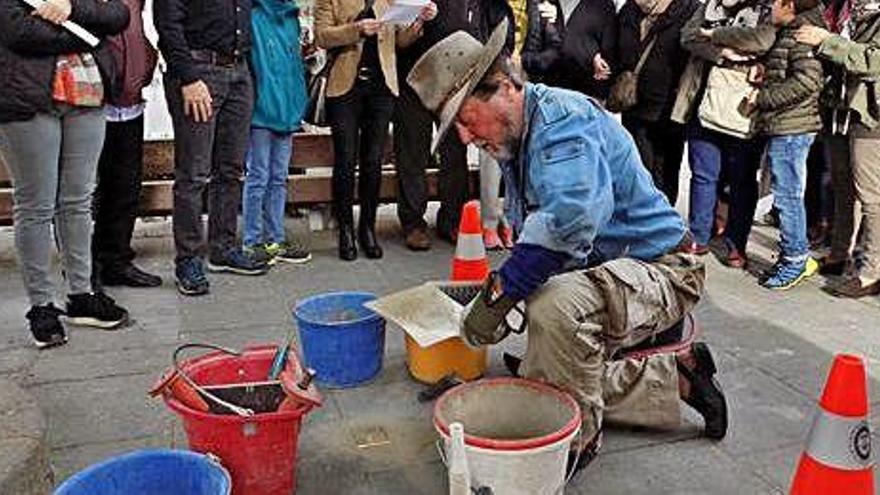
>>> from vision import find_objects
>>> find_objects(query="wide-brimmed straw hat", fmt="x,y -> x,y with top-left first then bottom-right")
406,19 -> 509,153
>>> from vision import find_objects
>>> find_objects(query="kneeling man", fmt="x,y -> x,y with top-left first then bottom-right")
407,19 -> 728,469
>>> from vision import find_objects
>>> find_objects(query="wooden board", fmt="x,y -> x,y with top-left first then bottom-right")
0,131 -> 472,225
141,132 -> 394,180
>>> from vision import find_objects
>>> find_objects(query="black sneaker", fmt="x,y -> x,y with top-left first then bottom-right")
207,248 -> 269,275
26,304 -> 67,349
66,293 -> 129,329
101,264 -> 162,288
176,257 -> 210,296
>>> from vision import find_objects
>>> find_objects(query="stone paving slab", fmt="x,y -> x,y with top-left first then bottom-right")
580,441 -> 780,495
1,213 -> 880,494
0,378 -> 52,494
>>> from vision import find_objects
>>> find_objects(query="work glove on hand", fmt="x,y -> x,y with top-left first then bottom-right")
460,272 -> 519,347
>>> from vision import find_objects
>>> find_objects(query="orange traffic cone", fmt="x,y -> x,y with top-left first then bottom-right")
451,200 -> 490,282
790,354 -> 874,495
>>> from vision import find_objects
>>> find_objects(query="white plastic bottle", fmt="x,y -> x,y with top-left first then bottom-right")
448,422 -> 471,495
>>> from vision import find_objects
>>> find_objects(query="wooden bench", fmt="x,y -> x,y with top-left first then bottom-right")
0,132 -> 478,226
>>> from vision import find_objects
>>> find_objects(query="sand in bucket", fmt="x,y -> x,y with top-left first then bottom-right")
434,378 -> 581,495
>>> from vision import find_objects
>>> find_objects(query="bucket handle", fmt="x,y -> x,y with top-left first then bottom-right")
204,452 -> 232,495
556,428 -> 584,494
435,438 -> 448,467
172,343 -> 254,417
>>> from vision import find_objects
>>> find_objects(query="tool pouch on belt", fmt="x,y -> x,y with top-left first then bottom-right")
461,272 -> 520,347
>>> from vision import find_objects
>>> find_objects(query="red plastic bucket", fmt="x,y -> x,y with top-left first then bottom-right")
164,345 -> 318,495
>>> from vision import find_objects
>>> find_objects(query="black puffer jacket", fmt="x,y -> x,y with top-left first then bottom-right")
617,0 -> 697,121
0,0 -> 129,123
521,0 -> 618,98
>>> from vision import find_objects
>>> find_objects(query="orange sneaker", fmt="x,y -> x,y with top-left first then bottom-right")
498,225 -> 514,249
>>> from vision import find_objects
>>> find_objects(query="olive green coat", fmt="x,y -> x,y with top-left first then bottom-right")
817,13 -> 880,131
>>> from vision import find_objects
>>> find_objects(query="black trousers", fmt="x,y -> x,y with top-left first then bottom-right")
623,115 -> 686,205
393,82 -> 469,236
327,72 -> 395,230
164,62 -> 254,263
92,115 -> 144,273
805,136 -> 832,230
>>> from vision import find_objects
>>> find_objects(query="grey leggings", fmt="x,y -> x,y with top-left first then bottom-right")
0,106 -> 105,306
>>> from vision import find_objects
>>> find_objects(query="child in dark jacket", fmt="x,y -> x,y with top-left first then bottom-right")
712,0 -> 826,290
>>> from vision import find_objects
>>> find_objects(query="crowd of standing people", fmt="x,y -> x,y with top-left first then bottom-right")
1,0 -> 880,348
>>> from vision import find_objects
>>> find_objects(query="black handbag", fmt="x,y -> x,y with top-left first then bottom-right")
303,51 -> 335,127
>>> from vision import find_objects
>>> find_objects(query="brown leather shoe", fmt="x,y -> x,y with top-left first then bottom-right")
818,256 -> 848,276
830,277 -> 880,298
405,228 -> 431,251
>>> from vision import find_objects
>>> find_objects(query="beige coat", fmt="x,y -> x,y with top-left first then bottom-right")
314,0 -> 421,98
670,4 -> 775,124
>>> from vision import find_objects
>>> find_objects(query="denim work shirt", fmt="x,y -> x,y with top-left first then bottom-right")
502,83 -> 686,267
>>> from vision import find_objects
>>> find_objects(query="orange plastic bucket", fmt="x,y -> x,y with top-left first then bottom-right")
404,335 -> 487,384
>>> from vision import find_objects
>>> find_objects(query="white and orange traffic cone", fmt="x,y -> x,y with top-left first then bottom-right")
452,200 -> 490,282
790,353 -> 874,495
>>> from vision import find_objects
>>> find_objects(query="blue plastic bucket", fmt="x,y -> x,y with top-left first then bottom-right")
294,291 -> 385,388
54,449 -> 231,495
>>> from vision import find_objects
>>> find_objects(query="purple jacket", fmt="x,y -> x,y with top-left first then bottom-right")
106,0 -> 157,107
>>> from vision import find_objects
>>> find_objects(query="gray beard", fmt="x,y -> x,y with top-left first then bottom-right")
486,145 -> 514,162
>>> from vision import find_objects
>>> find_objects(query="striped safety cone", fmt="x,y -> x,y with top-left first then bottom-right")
451,200 -> 490,282
790,354 -> 874,495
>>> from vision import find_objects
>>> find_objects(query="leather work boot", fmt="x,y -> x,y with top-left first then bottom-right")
677,342 -> 728,440
830,276 -> 880,299
405,227 -> 431,251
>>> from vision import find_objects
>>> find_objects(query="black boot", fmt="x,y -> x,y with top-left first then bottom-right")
358,226 -> 383,259
358,202 -> 383,259
338,224 -> 358,261
678,342 -> 728,440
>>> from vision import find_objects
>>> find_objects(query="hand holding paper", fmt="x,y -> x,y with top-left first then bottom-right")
380,0 -> 430,25
20,0 -> 100,47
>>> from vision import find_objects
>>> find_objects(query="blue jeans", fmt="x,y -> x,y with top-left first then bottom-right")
687,122 -> 764,251
767,133 -> 816,263
243,127 -> 293,246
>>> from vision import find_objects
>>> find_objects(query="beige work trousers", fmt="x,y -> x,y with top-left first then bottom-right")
852,137 -> 880,281
521,253 -> 706,442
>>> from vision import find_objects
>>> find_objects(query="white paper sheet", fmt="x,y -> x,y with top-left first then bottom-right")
365,281 -> 479,348
380,0 -> 429,25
